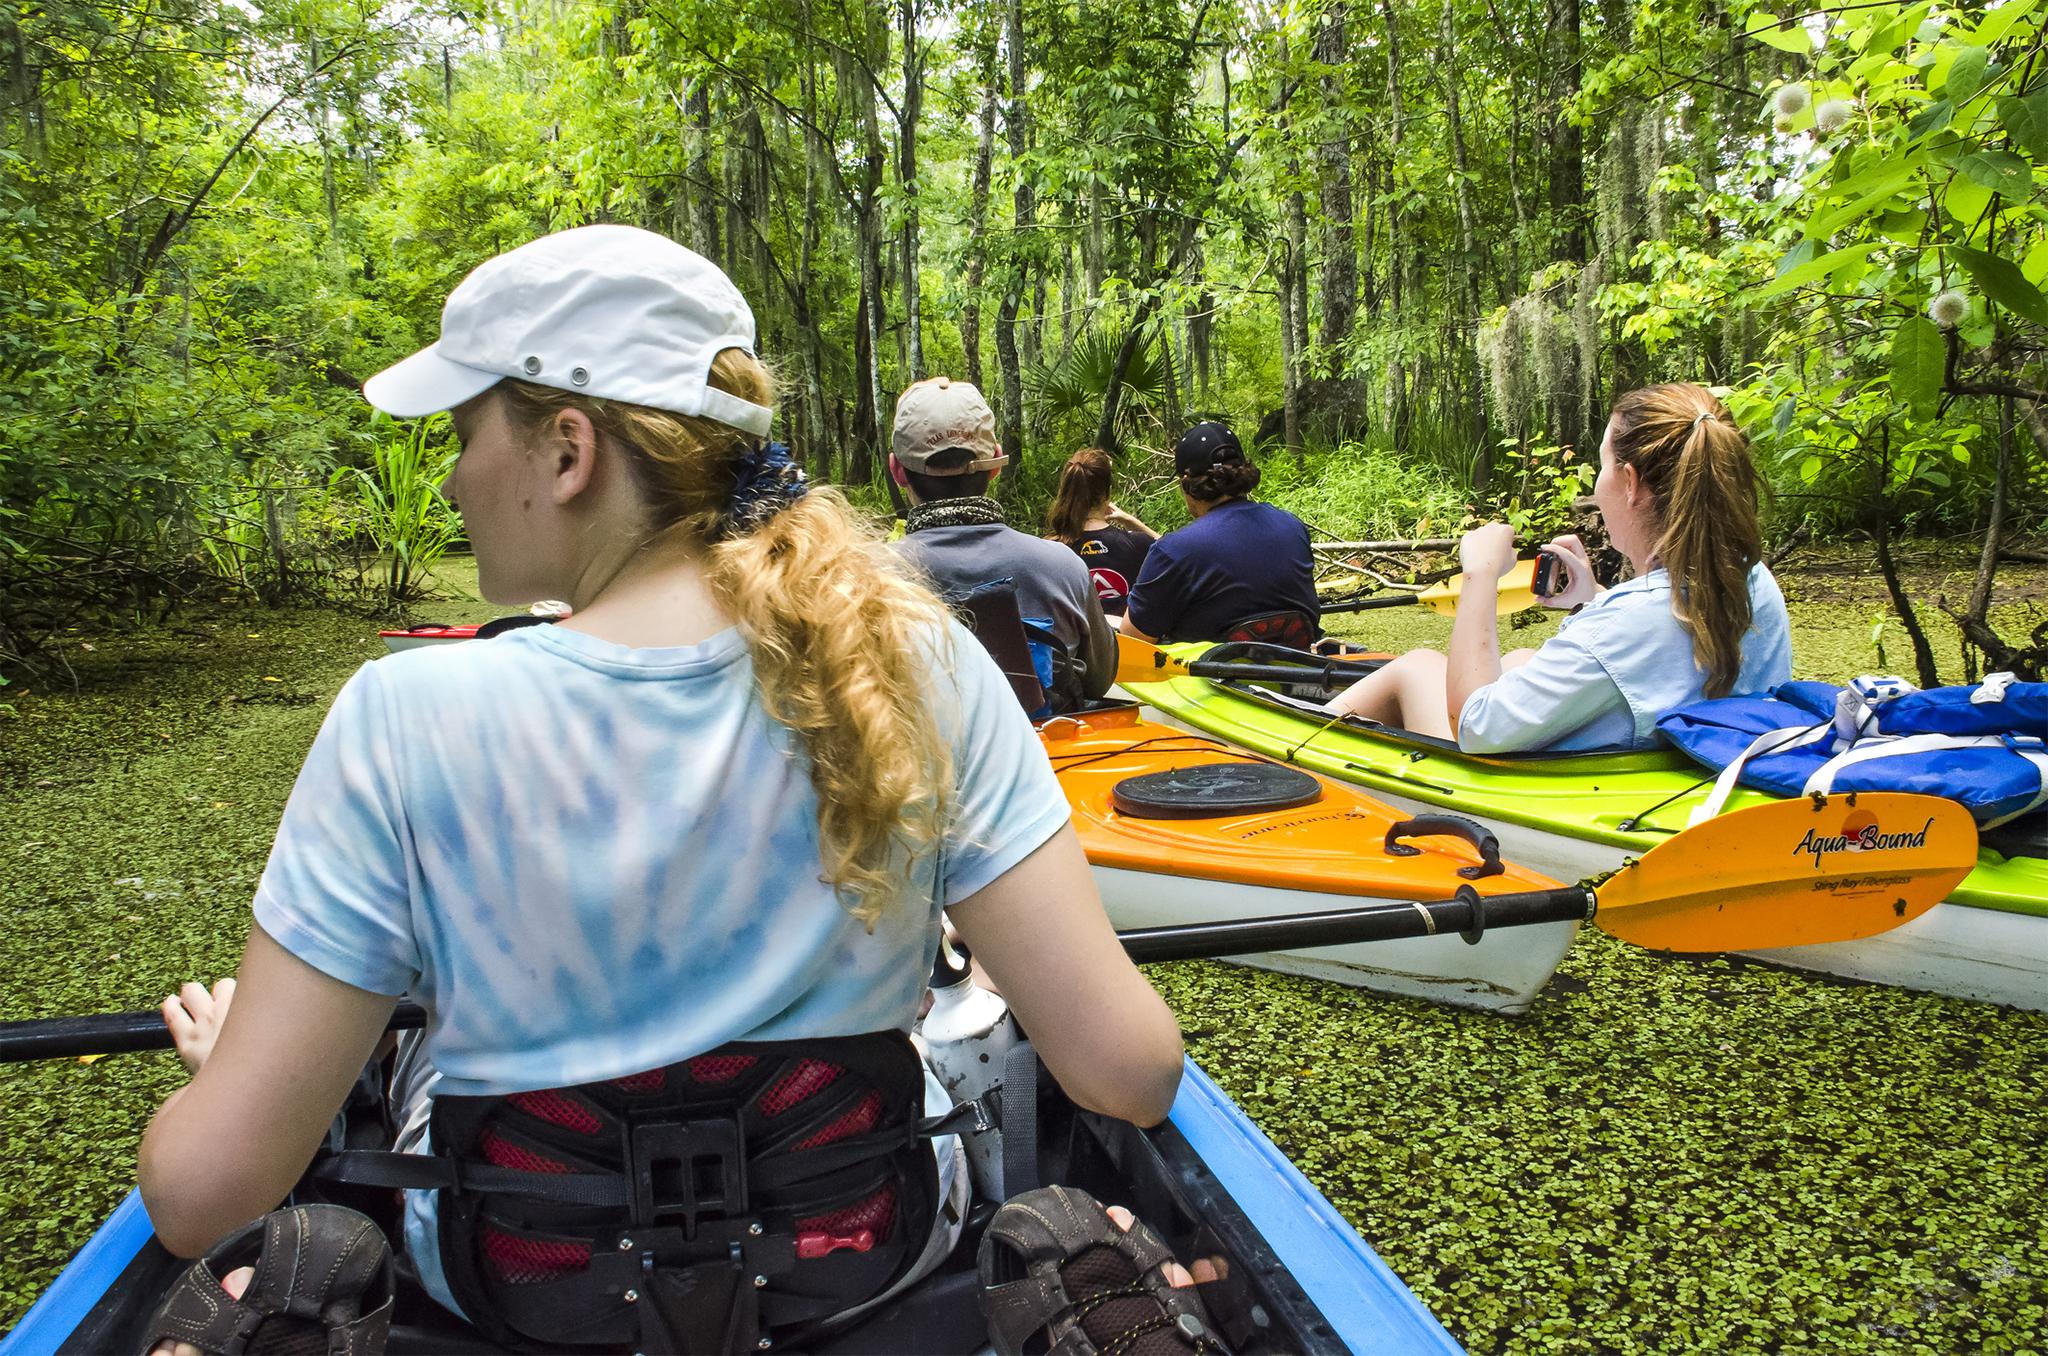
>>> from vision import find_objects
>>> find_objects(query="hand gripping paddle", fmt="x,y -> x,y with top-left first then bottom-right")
1318,557 -> 1550,617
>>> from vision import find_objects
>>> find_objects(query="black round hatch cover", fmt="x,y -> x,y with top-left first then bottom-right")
1111,762 -> 1324,819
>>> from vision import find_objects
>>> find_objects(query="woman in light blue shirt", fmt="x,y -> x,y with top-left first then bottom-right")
134,227 -> 1184,1345
1327,383 -> 1792,752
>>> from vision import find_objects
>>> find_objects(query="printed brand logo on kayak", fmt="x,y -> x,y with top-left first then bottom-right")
1794,812 -> 1935,869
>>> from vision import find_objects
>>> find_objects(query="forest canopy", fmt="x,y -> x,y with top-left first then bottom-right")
4,0 -> 2047,681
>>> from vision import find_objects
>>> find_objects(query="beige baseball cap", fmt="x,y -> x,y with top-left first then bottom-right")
890,377 -> 1008,474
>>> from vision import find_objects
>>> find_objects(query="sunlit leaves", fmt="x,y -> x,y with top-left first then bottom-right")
1948,244 -> 2048,326
1889,316 -> 1946,417
1744,12 -> 1815,55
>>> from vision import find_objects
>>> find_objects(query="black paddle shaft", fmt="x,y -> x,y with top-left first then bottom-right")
1117,885 -> 1596,965
0,887 -> 1596,1061
1178,660 -> 1370,690
1316,592 -> 1425,615
4,1002 -> 430,1063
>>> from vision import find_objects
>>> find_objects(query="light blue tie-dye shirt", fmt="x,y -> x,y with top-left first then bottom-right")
254,619 -> 1067,1087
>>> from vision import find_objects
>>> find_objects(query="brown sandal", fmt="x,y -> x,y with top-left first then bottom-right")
978,1185 -> 1231,1356
140,1204 -> 393,1356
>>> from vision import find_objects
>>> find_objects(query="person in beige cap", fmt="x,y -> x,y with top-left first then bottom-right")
891,378 -> 1116,710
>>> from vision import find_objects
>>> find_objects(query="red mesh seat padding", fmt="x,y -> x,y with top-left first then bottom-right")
611,1069 -> 667,1094
797,1187 -> 897,1243
795,1092 -> 883,1150
688,1054 -> 759,1084
481,1229 -> 592,1286
1222,610 -> 1318,651
759,1059 -> 843,1115
477,1131 -> 572,1175
506,1090 -> 601,1134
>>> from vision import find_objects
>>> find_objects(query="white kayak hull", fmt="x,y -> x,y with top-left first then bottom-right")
1133,693 -> 2048,1014
1091,864 -> 1578,1016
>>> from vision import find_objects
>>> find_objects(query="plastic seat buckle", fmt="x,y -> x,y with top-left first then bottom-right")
795,1228 -> 875,1259
630,1116 -> 747,1234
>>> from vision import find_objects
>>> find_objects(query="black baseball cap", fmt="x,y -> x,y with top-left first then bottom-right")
1174,422 -> 1245,475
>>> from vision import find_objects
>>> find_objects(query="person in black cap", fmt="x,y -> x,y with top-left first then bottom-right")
1118,422 -> 1319,645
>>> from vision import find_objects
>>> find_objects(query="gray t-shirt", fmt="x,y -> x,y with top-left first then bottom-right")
900,521 -> 1118,699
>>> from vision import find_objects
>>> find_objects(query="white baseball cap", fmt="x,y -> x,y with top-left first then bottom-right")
363,224 -> 774,436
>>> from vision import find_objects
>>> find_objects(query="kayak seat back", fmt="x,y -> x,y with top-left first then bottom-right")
1221,609 -> 1319,651
946,580 -> 1088,716
321,1031 -> 937,1354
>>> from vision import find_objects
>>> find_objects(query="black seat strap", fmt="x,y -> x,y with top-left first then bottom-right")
316,1093 -> 996,1203
1000,1042 -> 1040,1200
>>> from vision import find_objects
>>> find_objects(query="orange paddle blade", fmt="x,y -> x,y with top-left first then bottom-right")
1591,792 -> 1978,951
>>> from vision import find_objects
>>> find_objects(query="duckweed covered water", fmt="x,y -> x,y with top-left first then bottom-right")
3,569 -> 2046,1350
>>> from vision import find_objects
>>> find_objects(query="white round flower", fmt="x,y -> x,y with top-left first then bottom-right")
1815,99 -> 1854,134
1929,290 -> 1971,329
1773,83 -> 1812,118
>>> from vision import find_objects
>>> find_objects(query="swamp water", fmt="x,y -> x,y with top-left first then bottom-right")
2,561 -> 2044,1351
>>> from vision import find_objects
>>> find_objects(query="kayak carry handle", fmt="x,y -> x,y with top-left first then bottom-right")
1383,814 -> 1505,880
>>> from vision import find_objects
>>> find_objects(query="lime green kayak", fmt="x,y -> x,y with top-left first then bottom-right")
1134,642 -> 2048,1011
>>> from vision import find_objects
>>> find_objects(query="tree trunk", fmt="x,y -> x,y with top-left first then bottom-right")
687,84 -> 720,262
1380,0 -> 1410,450
1441,0 -> 1489,490
962,33 -> 997,389
899,0 -> 925,381
837,37 -> 889,480
1086,176 -> 1106,309
1546,0 -> 1586,266
744,105 -> 775,347
999,0 -> 1033,464
797,8 -> 831,474
996,285 -> 1024,463
1966,395 -> 2016,627
1314,3 -> 1355,375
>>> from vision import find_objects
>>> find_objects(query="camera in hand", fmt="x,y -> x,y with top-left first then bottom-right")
1532,551 -> 1565,600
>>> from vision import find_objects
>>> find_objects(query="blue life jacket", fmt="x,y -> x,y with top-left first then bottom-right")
1657,673 -> 2048,827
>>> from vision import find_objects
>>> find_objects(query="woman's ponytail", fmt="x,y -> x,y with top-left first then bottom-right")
1046,448 -> 1113,543
1608,384 -> 1763,699
708,493 -> 953,927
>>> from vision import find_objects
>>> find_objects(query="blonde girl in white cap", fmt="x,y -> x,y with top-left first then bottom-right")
135,225 -> 1182,1353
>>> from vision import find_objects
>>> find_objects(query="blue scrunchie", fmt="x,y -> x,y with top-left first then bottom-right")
726,441 -> 809,533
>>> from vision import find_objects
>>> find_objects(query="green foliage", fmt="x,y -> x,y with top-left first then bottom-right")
333,419 -> 462,606
1023,328 -> 1168,445
1492,441 -> 1596,542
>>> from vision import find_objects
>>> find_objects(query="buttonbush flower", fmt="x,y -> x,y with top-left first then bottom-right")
1773,83 -> 1811,118
1815,99 -> 1855,134
1929,290 -> 1971,329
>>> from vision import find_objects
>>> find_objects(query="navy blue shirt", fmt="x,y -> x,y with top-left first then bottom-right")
1123,499 -> 1319,642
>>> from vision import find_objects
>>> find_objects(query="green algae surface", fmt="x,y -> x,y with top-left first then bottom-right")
4,565 -> 2047,1351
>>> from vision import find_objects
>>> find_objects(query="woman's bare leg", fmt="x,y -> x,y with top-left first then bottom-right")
1502,647 -> 1539,672
1324,649 -> 1453,738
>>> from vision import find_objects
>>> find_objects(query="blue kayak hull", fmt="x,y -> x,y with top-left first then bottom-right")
3,1057 -> 1461,1356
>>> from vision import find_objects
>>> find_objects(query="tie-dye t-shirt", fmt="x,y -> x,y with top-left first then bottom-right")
252,619 -> 1068,1091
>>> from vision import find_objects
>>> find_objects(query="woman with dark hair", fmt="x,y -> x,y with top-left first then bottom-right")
1325,382 -> 1792,752
1044,447 -> 1159,617
1117,423 -> 1319,645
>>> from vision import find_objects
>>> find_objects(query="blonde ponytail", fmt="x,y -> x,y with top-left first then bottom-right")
1608,383 -> 1763,699
707,494 -> 954,927
498,355 -> 955,927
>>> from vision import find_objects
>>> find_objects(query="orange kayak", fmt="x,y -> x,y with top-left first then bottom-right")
1045,704 -> 1572,1013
